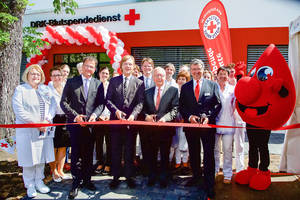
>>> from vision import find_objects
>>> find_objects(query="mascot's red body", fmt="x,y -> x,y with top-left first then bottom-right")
234,44 -> 296,190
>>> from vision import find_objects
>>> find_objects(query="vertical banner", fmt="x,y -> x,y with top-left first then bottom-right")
198,0 -> 232,73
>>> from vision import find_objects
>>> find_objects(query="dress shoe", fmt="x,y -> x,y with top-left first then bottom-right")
109,178 -> 120,189
102,170 -> 110,176
94,165 -> 103,174
147,177 -> 156,186
185,177 -> 199,187
82,181 -> 96,191
27,185 -> 37,198
68,187 -> 79,199
126,178 -> 136,188
35,180 -> 50,193
102,166 -> 110,175
159,179 -> 168,188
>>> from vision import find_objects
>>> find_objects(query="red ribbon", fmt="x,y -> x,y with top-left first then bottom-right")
0,120 -> 299,131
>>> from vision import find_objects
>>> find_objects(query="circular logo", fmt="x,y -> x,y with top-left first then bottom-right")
203,15 -> 221,40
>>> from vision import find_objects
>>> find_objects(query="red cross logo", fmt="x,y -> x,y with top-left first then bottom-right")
207,21 -> 217,34
124,9 -> 140,26
1,143 -> 8,148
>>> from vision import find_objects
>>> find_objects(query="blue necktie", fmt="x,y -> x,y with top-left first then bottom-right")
145,77 -> 149,89
84,79 -> 89,99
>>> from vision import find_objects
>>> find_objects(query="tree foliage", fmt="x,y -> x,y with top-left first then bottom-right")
53,0 -> 78,15
0,0 -> 78,56
0,0 -> 77,139
22,27 -> 50,57
0,0 -> 27,46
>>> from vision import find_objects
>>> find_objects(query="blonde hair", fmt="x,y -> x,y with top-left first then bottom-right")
22,64 -> 45,84
203,69 -> 213,80
141,57 -> 154,67
164,63 -> 175,71
120,55 -> 135,67
134,64 -> 140,72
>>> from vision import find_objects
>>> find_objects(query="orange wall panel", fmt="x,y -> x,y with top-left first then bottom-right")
44,27 -> 289,82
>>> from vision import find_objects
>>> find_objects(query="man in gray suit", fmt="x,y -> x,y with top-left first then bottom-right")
60,56 -> 104,199
106,55 -> 144,189
143,67 -> 179,188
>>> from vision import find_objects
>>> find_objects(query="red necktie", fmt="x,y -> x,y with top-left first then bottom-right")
195,80 -> 200,102
156,87 -> 161,110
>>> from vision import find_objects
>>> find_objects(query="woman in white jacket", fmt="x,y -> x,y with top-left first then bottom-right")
214,67 -> 236,184
12,64 -> 56,198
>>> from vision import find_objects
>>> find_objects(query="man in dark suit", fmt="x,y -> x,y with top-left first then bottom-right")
143,67 -> 179,188
179,59 -> 221,199
138,57 -> 155,175
60,56 -> 104,199
106,55 -> 144,189
139,57 -> 155,89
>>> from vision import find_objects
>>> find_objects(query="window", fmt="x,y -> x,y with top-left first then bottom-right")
53,52 -> 112,77
247,45 -> 288,73
131,46 -> 209,76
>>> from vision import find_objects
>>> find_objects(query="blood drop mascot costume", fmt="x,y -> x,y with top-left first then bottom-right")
234,44 -> 296,190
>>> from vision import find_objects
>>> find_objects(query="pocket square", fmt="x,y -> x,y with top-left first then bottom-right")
204,92 -> 210,96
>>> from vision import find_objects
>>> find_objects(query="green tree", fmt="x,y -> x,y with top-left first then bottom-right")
0,0 -> 78,139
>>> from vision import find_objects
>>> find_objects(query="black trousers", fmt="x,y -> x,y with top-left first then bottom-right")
246,124 -> 271,171
68,125 -> 95,188
95,125 -> 111,167
110,125 -> 135,179
148,130 -> 173,180
139,128 -> 152,175
185,128 -> 216,189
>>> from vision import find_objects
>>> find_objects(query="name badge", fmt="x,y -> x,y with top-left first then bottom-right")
204,92 -> 210,96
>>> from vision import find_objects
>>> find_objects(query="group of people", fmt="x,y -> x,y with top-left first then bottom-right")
12,55 -> 247,199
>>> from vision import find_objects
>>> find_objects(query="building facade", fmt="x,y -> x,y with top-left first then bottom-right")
23,0 -> 300,81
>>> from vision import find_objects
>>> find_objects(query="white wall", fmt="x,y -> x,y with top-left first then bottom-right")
23,0 -> 300,32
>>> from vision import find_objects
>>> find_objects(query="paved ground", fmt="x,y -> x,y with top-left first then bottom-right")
2,132 -> 300,200
23,171 -> 300,200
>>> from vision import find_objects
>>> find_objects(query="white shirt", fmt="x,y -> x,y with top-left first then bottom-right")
100,81 -> 111,118
81,75 -> 97,120
154,84 -> 165,106
48,84 -> 64,115
216,82 -> 236,134
193,78 -> 204,92
81,75 -> 92,94
165,78 -> 178,88
188,78 -> 204,122
102,81 -> 109,97
123,75 -> 131,88
143,75 -> 152,89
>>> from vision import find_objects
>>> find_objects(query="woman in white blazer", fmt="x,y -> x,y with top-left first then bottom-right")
214,67 -> 236,184
12,64 -> 56,198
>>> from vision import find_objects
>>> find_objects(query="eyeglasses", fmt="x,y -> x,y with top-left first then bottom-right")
51,74 -> 62,77
29,72 -> 41,77
83,64 -> 96,69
